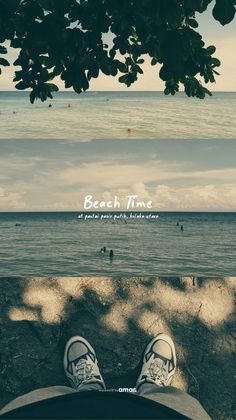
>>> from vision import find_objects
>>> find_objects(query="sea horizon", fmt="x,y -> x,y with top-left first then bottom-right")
0,210 -> 236,213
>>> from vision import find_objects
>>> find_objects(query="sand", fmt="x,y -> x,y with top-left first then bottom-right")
0,276 -> 235,419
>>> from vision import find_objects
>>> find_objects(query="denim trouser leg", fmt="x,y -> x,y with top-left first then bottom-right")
0,383 -> 103,416
0,383 -> 211,419
137,382 -> 211,420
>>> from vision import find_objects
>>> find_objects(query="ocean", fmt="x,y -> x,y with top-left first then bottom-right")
0,211 -> 235,276
0,91 -> 236,140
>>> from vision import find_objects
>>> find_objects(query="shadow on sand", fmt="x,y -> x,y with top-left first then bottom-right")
0,277 -> 235,419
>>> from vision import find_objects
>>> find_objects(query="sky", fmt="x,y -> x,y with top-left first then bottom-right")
0,139 -> 236,211
0,4 -> 236,92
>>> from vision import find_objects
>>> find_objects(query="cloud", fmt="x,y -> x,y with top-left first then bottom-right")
0,156 -> 44,172
57,160 -> 236,190
154,183 -> 236,210
0,187 -> 27,210
57,160 -> 165,188
1,179 -> 235,211
97,182 -> 236,211
0,143 -> 235,211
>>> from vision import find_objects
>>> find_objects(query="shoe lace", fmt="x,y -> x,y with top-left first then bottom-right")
72,358 -> 94,384
148,357 -> 169,385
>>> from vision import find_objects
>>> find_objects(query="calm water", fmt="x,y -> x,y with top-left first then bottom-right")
0,212 -> 235,276
0,91 -> 236,139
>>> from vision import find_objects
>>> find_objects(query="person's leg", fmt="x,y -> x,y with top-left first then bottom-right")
0,336 -> 105,415
136,334 -> 211,420
0,386 -> 75,415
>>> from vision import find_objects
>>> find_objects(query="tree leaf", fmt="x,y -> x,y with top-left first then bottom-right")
46,83 -> 59,92
206,45 -> 216,55
188,18 -> 199,28
0,57 -> 10,66
0,46 -> 7,54
115,60 -> 127,73
210,57 -> 221,67
15,81 -> 30,90
213,0 -> 236,25
2,0 -> 235,101
151,57 -> 158,66
118,74 -> 128,84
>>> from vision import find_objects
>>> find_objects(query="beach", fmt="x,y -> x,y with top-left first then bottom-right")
0,276 -> 235,419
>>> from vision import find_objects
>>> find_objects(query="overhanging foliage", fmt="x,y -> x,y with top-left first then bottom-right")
0,0 -> 235,102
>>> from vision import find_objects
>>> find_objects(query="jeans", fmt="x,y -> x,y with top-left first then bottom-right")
0,383 -> 211,420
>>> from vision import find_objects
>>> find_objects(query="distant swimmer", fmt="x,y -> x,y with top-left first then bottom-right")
127,128 -> 132,134
103,246 -> 106,252
100,248 -> 104,253
68,104 -> 71,108
48,104 -> 52,108
15,223 -> 21,227
109,250 -> 114,259
176,222 -> 179,227
180,225 -> 184,232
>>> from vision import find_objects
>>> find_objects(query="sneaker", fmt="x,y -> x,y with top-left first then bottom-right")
63,336 -> 105,390
136,333 -> 176,389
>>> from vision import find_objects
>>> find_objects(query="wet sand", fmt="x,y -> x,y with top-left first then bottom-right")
0,276 -> 235,419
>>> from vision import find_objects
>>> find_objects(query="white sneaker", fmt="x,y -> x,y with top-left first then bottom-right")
63,336 -> 105,390
136,333 -> 177,389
